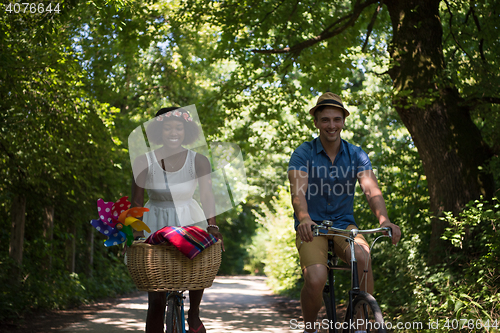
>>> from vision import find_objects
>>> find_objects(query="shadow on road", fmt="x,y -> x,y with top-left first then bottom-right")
58,276 -> 302,333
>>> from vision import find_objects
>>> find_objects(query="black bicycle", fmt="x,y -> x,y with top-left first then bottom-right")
313,220 -> 392,333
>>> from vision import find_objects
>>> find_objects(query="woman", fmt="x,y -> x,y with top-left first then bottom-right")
131,106 -> 223,333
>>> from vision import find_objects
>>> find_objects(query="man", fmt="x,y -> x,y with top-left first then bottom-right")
287,92 -> 401,333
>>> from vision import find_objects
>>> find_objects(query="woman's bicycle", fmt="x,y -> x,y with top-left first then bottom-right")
126,240 -> 222,333
165,291 -> 186,333
312,220 -> 392,333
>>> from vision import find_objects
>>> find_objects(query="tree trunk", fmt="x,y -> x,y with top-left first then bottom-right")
43,206 -> 54,271
385,0 -> 494,264
9,195 -> 26,267
86,226 -> 94,277
66,224 -> 77,273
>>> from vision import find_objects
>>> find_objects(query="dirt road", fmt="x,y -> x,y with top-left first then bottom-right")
59,276 -> 303,333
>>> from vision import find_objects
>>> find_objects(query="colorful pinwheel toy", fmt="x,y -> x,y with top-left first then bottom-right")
90,196 -> 151,246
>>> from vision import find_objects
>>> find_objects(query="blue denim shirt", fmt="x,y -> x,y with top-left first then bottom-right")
288,138 -> 372,230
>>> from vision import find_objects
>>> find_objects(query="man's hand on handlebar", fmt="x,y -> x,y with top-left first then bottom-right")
380,220 -> 401,245
297,218 -> 317,243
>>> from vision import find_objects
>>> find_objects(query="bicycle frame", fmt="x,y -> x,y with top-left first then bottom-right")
324,238 -> 343,333
313,221 -> 392,333
166,291 -> 186,333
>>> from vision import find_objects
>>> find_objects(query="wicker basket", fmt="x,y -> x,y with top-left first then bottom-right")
126,240 -> 222,291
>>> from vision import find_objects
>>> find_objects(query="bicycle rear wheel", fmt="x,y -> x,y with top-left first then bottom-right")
166,294 -> 183,333
344,292 -> 386,333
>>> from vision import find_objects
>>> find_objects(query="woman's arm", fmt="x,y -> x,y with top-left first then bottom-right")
131,155 -> 147,238
195,153 -> 224,250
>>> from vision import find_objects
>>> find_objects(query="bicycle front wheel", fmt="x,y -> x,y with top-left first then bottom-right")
344,292 -> 386,333
322,290 -> 334,332
166,294 -> 183,333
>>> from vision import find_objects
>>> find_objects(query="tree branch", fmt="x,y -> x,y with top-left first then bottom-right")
467,96 -> 500,106
361,0 -> 384,52
479,97 -> 500,104
444,0 -> 472,61
470,2 -> 486,63
251,0 -> 378,55
282,0 -> 300,36
255,0 -> 287,28
285,0 -> 300,23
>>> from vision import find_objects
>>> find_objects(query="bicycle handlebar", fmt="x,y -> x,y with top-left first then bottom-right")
313,220 -> 393,239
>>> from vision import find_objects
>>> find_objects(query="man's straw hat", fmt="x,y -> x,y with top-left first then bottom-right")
309,92 -> 350,117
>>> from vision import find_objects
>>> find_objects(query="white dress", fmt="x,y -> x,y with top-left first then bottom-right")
142,149 -> 208,237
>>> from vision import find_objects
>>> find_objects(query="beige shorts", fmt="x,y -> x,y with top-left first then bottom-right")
296,224 -> 369,271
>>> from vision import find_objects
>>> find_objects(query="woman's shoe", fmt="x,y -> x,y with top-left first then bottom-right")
188,323 -> 205,333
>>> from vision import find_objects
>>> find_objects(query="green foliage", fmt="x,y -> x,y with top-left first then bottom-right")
439,198 -> 499,321
217,204 -> 258,275
440,0 -> 500,101
0,0 -> 139,320
383,197 -> 500,332
249,187 -> 303,298
0,242 -> 135,321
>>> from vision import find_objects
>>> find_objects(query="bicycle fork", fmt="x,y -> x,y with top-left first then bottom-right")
166,292 -> 186,333
346,239 -> 361,333
325,239 -> 338,333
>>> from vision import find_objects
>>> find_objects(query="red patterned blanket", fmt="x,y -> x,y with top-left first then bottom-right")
145,226 -> 217,259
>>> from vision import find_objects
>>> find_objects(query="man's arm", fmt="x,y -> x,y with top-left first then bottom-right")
358,169 -> 401,245
288,169 -> 316,242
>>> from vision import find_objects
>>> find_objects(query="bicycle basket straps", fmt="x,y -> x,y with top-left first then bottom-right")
126,240 -> 222,291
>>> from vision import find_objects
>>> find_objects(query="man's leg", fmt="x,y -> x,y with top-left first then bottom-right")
333,225 -> 373,294
301,264 -> 328,333
296,233 -> 328,333
344,243 -> 373,294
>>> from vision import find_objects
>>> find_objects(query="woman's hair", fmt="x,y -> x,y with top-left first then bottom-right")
147,107 -> 201,145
